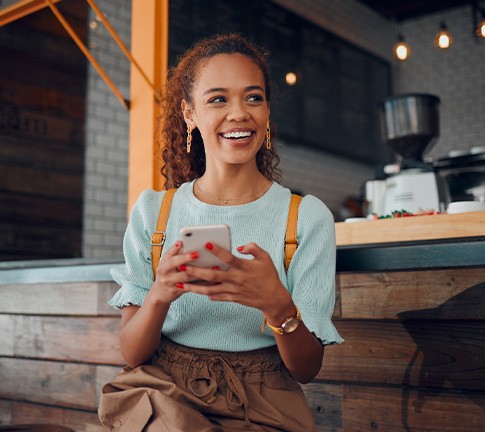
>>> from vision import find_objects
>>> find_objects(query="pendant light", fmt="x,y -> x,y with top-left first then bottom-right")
435,22 -> 453,49
393,34 -> 410,61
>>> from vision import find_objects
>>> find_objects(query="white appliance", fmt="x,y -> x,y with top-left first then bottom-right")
383,170 -> 443,214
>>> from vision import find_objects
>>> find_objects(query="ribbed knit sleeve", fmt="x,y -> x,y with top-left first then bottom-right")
108,189 -> 163,309
287,195 -> 343,345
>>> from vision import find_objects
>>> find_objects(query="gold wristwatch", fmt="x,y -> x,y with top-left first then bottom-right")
262,307 -> 301,335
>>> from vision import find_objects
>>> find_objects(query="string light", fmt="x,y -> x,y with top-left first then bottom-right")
393,34 -> 410,61
285,72 -> 297,86
435,22 -> 453,49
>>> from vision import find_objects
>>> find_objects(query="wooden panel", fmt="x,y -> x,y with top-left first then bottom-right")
342,384 -> 485,431
0,282 -> 121,315
0,315 -> 123,364
0,399 -> 103,432
0,358 -> 120,411
302,383 -> 343,432
0,104 -> 85,146
336,212 -> 485,245
0,164 -> 83,198
0,221 -> 82,260
0,358 -> 98,410
0,193 -> 82,225
318,320 -> 485,391
0,78 -> 86,119
338,268 -> 485,319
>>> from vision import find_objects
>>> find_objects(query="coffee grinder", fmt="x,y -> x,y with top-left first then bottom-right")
377,93 -> 449,215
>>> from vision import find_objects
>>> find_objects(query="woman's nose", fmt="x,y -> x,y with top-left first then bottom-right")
227,102 -> 250,121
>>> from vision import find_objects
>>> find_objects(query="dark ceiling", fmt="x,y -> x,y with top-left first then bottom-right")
357,0 -> 474,21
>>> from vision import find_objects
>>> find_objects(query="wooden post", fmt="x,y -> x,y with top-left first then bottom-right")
128,0 -> 168,213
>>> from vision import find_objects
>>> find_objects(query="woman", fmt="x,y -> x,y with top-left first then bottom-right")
99,33 -> 342,432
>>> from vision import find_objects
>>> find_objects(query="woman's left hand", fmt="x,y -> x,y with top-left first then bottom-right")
180,242 -> 292,318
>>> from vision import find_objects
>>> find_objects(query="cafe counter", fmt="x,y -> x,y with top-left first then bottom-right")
307,211 -> 485,430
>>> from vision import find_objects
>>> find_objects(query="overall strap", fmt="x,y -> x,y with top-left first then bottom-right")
151,188 -> 177,278
285,194 -> 302,272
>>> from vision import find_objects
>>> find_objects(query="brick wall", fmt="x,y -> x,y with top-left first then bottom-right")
83,0 -> 131,259
395,5 -> 485,160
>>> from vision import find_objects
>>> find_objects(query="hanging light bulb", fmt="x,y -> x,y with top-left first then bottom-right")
393,34 -> 410,61
435,22 -> 453,49
477,17 -> 485,38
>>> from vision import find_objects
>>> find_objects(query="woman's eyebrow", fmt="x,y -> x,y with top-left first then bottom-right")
203,85 -> 264,96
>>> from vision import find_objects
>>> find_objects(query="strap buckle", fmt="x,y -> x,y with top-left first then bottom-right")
151,231 -> 166,246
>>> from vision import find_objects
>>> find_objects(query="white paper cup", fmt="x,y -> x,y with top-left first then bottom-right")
447,201 -> 485,214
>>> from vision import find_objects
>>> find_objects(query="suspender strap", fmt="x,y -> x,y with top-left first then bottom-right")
285,194 -> 302,272
151,188 -> 177,278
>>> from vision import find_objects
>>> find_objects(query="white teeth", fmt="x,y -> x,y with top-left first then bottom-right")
222,131 -> 252,139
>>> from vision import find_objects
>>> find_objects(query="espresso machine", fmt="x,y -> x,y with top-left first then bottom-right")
366,94 -> 450,216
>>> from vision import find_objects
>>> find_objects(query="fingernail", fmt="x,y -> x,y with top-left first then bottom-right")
205,242 -> 214,250
174,241 -> 182,248
176,282 -> 184,289
211,266 -> 220,270
179,265 -> 187,271
237,246 -> 244,252
191,251 -> 199,259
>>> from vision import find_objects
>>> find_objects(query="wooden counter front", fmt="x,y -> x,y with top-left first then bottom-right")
336,211 -> 485,246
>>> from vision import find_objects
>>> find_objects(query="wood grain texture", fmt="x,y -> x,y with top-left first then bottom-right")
319,320 -> 485,390
0,282 -> 121,315
0,315 -> 123,364
338,268 -> 485,319
336,211 -> 485,245
0,358 -> 120,411
342,384 -> 485,431
302,383 -> 343,432
0,400 -> 103,432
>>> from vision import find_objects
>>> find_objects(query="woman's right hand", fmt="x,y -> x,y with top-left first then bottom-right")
120,240 -> 198,367
150,240 -> 198,305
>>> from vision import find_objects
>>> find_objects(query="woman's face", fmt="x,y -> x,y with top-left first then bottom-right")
182,53 -> 270,170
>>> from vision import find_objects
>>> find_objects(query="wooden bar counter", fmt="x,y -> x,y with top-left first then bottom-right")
306,211 -> 485,431
0,212 -> 483,431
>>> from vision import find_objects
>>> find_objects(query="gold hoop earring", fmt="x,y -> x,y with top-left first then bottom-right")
265,121 -> 271,150
186,125 -> 192,154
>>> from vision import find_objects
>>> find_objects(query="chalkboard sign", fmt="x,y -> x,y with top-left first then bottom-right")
169,0 -> 392,165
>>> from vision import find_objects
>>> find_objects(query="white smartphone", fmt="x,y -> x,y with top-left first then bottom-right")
179,224 -> 231,271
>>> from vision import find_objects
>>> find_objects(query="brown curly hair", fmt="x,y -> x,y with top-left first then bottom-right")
159,33 -> 281,188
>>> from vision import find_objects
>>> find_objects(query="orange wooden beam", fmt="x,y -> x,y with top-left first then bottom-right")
128,0 -> 168,213
0,0 -> 61,27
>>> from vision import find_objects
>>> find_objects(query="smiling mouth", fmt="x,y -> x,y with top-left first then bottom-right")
220,131 -> 253,139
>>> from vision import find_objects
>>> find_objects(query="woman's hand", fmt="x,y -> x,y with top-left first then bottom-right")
180,241 -> 324,383
179,242 -> 294,320
149,240 -> 201,305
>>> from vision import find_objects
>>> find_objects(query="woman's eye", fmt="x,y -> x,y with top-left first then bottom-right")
208,96 -> 226,104
247,94 -> 264,103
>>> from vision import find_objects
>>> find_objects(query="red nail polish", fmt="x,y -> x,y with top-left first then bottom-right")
211,266 -> 220,270
237,246 -> 244,252
179,265 -> 187,271
174,241 -> 182,248
176,282 -> 184,289
205,242 -> 214,250
191,251 -> 199,259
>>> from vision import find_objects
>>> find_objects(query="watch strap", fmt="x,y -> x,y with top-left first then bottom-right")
262,306 -> 301,335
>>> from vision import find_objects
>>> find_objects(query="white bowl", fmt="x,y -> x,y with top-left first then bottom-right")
447,201 -> 485,214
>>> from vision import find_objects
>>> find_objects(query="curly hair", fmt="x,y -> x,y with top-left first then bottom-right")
159,33 -> 281,188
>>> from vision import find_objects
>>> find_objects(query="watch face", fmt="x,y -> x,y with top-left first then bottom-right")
282,318 -> 299,333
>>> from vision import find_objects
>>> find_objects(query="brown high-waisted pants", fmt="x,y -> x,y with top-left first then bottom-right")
98,336 -> 317,431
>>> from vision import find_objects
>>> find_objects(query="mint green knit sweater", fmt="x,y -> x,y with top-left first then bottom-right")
110,181 -> 343,351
